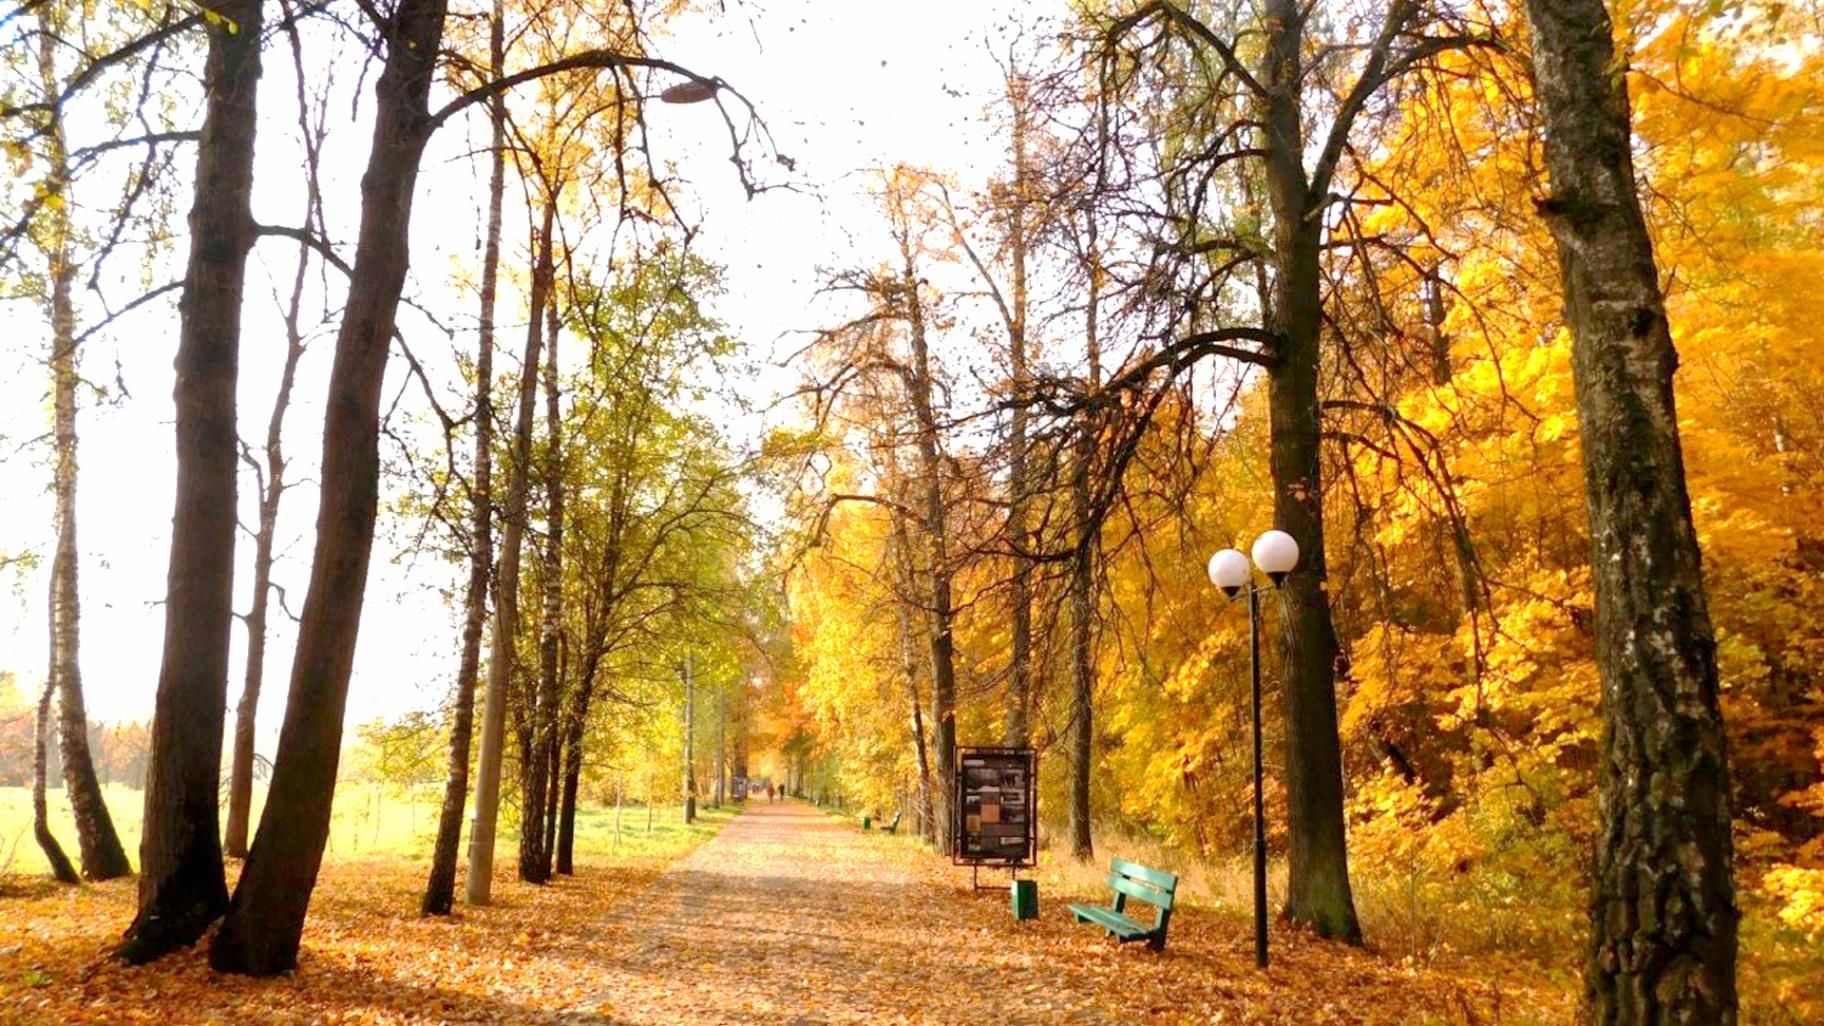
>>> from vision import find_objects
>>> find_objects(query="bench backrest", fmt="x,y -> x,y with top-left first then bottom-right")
1108,857 -> 1177,925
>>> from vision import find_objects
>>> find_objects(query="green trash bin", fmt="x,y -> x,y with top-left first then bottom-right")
1011,878 -> 1038,920
861,815 -> 872,830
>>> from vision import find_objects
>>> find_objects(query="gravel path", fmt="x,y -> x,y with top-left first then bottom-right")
570,800 -> 1120,1026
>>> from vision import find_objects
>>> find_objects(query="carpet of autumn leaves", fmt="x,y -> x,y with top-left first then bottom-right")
0,813 -> 715,1026
0,801 -> 1572,1026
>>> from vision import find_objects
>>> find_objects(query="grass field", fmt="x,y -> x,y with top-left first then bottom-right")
0,783 -> 725,877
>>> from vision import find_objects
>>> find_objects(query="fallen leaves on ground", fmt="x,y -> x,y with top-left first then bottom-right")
1,846 -> 681,1025
1,804 -> 1573,1025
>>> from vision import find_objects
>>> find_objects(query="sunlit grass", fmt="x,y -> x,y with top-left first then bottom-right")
0,784 -> 739,879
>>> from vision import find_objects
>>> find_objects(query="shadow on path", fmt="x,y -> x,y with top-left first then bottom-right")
571,800 -> 1119,1026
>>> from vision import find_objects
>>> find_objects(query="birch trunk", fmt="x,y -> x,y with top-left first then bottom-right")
33,1 -> 132,885
33,675 -> 79,885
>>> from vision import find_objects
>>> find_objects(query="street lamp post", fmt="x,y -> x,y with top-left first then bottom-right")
1206,529 -> 1299,970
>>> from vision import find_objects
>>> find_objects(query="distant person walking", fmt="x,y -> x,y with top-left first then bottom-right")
765,783 -> 775,803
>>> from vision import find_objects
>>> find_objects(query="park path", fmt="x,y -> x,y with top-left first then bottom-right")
568,799 -> 1125,1026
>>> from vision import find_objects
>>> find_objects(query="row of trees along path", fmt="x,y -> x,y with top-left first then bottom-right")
14,0 -> 1744,1019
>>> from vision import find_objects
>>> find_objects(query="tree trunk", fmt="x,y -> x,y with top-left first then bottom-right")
520,218 -> 561,885
554,668 -> 591,874
541,726 -> 561,877
208,0 -> 444,976
468,199 -> 552,905
422,2 -> 504,916
225,195 -> 311,862
118,0 -> 263,963
1520,0 -> 1739,1020
47,304 -> 132,886
904,657 -> 933,843
1424,267 -> 1451,386
683,654 -> 697,824
33,675 -> 79,885
1066,423 -> 1095,861
1259,0 -> 1361,943
891,512 -> 936,843
37,11 -> 131,881
539,295 -> 564,882
221,388 -> 283,863
1066,218 -> 1104,862
225,0 -> 323,864
902,266 -> 956,855
715,683 -> 726,807
1004,79 -> 1033,750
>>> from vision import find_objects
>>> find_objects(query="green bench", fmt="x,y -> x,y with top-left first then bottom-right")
1067,857 -> 1178,952
875,811 -> 902,834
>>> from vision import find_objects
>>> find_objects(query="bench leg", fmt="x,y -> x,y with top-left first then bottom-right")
1146,933 -> 1166,953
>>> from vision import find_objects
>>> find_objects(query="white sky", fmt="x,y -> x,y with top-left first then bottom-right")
0,0 -> 1065,749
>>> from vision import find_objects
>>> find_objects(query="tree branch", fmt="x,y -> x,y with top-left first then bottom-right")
428,51 -> 715,131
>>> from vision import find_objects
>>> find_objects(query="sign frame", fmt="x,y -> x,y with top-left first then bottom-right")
951,745 -> 1037,870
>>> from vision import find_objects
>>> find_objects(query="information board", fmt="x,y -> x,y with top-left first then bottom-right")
953,746 -> 1036,867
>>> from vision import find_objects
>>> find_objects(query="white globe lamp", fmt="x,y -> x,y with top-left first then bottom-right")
1250,530 -> 1299,583
1207,548 -> 1250,597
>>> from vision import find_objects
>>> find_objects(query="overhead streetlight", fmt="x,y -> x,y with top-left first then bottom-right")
659,77 -> 720,105
1206,529 -> 1299,970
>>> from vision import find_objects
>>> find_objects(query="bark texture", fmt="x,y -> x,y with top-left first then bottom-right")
1520,0 -> 1739,1020
119,0 -> 263,962
422,4 -> 503,914
209,0 -> 442,975
1066,423 -> 1095,861
902,266 -> 957,855
1258,0 -> 1361,942
892,510 -> 936,842
1003,79 -> 1033,750
1065,224 -> 1103,862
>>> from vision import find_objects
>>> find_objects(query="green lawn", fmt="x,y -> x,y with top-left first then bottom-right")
0,782 -> 738,877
